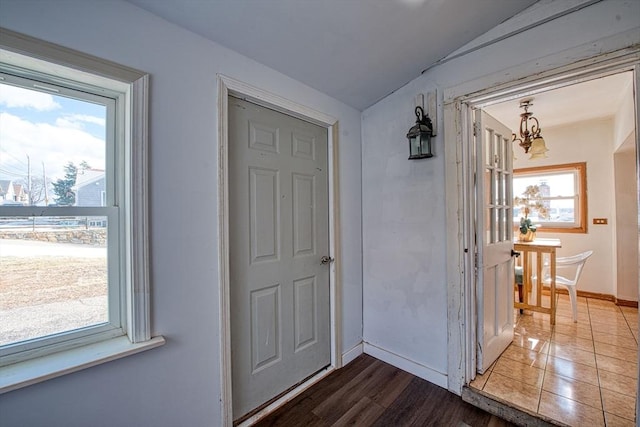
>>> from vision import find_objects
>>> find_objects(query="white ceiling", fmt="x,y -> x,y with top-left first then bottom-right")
484,71 -> 634,132
125,0 -> 538,110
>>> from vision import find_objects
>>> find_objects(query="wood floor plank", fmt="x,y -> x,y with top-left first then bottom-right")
255,411 -> 328,427
371,377 -> 439,426
408,383 -> 495,426
312,359 -> 385,423
254,355 -> 515,427
255,355 -> 376,426
369,366 -> 414,408
332,396 -> 385,427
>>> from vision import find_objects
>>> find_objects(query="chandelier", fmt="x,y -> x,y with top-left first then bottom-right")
512,100 -> 548,159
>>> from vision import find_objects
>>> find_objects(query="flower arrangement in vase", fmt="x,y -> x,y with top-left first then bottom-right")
514,185 -> 548,242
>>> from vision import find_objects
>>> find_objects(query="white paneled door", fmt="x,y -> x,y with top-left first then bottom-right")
228,96 -> 331,419
475,109 -> 515,373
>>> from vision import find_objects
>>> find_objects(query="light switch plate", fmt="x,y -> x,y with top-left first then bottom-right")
593,218 -> 608,225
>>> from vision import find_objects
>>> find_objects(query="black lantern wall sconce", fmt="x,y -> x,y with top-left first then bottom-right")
406,105 -> 434,159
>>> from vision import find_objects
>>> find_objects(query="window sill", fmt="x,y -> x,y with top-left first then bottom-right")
0,335 -> 165,394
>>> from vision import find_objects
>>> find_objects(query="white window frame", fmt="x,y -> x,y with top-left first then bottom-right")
0,28 -> 164,393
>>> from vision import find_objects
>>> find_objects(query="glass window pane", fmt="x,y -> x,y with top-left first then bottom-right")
513,172 -> 576,199
0,82 -> 107,207
538,198 -> 576,224
0,216 -> 108,346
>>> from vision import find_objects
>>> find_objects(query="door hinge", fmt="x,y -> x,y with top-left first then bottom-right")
473,121 -> 479,137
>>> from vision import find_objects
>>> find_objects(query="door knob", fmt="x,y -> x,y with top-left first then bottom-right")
320,255 -> 334,265
511,249 -> 520,257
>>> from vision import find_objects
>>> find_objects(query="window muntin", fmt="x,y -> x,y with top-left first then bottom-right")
0,65 -> 124,362
513,162 -> 587,233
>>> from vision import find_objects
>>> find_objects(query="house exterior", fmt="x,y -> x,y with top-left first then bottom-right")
0,1 -> 638,426
0,179 -> 15,203
0,179 -> 27,205
11,183 -> 26,204
73,169 -> 106,207
73,169 -> 107,227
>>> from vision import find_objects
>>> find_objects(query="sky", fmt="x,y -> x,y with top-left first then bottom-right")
0,82 -> 106,194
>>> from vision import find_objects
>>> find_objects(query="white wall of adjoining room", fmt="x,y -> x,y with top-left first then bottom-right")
613,76 -> 639,302
614,78 -> 637,152
513,119 -> 616,296
614,134 -> 638,302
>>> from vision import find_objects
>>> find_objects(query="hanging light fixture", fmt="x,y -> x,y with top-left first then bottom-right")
512,100 -> 548,159
406,106 -> 434,159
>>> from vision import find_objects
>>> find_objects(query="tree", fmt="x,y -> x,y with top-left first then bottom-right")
15,176 -> 49,206
79,160 -> 91,171
52,162 -> 78,206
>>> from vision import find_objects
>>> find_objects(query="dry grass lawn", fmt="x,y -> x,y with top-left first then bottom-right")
0,257 -> 107,310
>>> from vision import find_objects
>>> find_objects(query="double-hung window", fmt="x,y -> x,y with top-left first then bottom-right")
0,28 -> 162,392
513,162 -> 587,233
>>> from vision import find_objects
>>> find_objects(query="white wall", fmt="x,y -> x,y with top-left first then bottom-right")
0,1 -> 362,426
614,78 -> 637,152
613,80 -> 638,302
512,120 -> 616,296
362,0 -> 639,387
614,136 -> 639,302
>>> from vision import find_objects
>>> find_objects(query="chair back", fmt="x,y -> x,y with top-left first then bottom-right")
556,250 -> 593,286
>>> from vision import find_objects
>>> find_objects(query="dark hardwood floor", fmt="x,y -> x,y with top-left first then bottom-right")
254,354 -> 514,427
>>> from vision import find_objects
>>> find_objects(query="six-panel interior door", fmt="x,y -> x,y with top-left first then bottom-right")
475,109 -> 515,374
228,96 -> 331,419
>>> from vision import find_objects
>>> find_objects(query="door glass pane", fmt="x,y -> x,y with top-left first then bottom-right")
500,173 -> 510,205
485,208 -> 492,243
492,133 -> 499,170
502,137 -> 510,170
485,129 -> 493,166
496,171 -> 504,205
484,169 -> 491,206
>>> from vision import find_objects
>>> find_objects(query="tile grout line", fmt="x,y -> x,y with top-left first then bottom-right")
535,294 -> 554,417
588,297 -> 611,426
501,297 -> 636,425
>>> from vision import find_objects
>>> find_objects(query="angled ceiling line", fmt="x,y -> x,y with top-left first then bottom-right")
420,0 -> 603,75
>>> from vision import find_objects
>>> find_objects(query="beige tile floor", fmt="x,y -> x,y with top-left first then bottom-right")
471,294 -> 638,426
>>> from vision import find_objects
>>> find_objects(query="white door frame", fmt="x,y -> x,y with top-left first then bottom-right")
217,75 -> 343,426
444,47 -> 640,395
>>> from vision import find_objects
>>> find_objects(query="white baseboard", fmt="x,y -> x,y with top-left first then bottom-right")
341,342 -> 363,366
363,342 -> 448,389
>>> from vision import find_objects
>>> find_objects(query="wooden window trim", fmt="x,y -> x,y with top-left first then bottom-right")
514,162 -> 587,234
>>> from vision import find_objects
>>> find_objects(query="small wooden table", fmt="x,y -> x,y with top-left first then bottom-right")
514,238 -> 562,325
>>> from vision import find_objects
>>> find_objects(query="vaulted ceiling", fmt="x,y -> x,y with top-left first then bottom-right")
125,0 -> 538,110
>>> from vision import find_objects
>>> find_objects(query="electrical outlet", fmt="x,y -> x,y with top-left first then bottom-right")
593,218 -> 608,225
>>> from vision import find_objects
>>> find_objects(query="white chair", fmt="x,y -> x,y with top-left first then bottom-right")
536,250 -> 593,322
